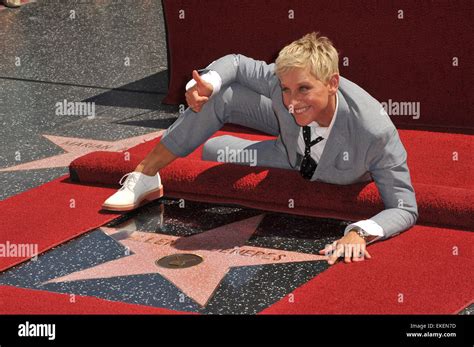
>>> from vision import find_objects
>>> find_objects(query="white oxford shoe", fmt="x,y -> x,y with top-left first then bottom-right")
102,171 -> 163,212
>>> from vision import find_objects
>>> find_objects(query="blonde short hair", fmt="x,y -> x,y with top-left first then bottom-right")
275,32 -> 339,83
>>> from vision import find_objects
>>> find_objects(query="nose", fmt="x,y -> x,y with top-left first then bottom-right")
287,94 -> 302,112
284,92 -> 300,109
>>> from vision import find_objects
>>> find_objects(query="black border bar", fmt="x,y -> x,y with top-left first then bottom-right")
0,314 -> 472,345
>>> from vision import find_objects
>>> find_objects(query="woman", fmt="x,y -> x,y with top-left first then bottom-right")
102,32 -> 418,265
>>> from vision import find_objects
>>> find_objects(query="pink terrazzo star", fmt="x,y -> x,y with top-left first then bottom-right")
45,215 -> 327,307
0,131 -> 163,172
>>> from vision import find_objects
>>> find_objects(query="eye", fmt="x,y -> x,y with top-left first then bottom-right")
299,86 -> 310,92
281,87 -> 289,92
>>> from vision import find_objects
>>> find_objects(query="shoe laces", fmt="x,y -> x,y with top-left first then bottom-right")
118,172 -> 140,191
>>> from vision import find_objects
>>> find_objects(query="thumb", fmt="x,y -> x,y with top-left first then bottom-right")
192,70 -> 204,85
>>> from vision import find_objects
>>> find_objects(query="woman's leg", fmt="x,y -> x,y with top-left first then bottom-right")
202,135 -> 294,170
102,82 -> 283,211
134,82 -> 280,176
134,142 -> 177,176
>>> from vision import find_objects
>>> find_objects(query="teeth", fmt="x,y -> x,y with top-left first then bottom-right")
294,106 -> 310,114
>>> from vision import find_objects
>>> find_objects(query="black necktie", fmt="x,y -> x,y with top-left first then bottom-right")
299,126 -> 324,180
303,126 -> 324,155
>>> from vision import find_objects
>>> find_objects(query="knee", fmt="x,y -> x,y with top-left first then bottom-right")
211,82 -> 253,115
208,84 -> 235,118
202,135 -> 233,162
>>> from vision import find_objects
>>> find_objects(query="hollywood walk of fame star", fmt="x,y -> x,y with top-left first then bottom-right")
0,131 -> 164,172
44,215 -> 327,307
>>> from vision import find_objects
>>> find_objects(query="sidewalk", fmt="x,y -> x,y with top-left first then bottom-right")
0,0 -> 177,200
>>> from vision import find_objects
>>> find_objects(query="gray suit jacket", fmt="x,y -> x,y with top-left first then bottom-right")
207,54 -> 418,239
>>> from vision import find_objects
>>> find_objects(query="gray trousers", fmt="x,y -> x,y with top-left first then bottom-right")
160,83 -> 294,170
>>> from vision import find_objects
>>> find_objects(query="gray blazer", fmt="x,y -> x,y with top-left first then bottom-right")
207,54 -> 418,239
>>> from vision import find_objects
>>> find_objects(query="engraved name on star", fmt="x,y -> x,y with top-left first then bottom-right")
0,131 -> 163,172
44,215 -> 327,307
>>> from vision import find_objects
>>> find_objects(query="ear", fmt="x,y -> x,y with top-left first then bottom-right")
327,74 -> 339,95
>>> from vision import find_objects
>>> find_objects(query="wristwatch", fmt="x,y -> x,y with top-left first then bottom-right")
350,227 -> 371,241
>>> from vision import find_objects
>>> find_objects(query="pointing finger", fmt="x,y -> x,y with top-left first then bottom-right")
328,244 -> 344,265
319,241 -> 337,256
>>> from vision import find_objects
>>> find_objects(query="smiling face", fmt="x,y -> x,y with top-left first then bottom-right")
279,67 -> 339,127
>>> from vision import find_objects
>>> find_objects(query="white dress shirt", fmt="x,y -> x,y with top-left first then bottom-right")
186,71 -> 384,242
295,93 -> 338,163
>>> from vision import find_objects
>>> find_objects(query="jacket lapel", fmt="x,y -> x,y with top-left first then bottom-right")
273,92 -> 301,167
283,119 -> 300,167
314,90 -> 350,177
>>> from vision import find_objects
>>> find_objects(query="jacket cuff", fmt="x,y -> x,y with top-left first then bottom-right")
344,219 -> 384,244
185,70 -> 222,98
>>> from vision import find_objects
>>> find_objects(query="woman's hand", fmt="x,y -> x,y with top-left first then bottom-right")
318,230 -> 373,265
185,70 -> 213,112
